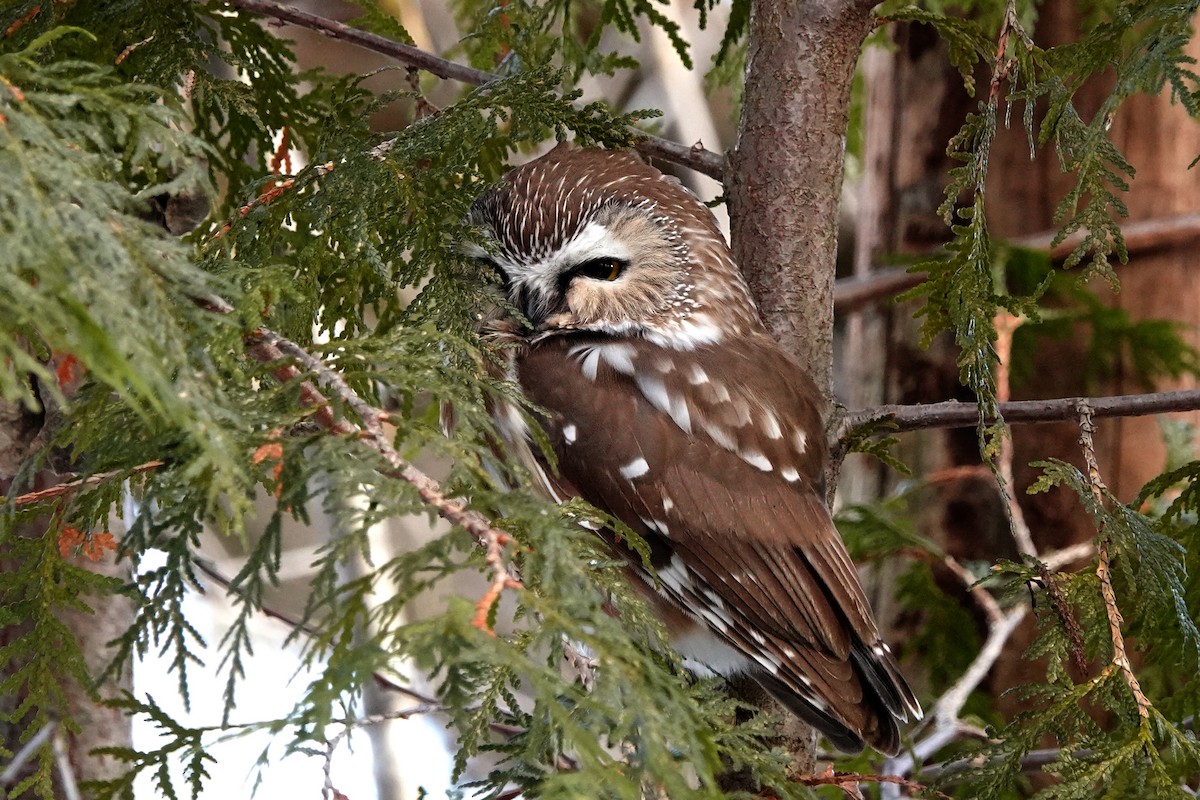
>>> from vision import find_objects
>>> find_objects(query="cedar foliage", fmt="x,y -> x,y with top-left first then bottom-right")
0,1 -> 1197,798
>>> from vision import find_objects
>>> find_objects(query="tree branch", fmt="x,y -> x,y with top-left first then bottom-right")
832,211 -> 1200,312
1076,401 -> 1151,719
841,388 -> 1200,437
222,0 -> 725,179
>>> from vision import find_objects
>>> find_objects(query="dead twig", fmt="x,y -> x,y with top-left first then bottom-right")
1076,400 -> 1151,719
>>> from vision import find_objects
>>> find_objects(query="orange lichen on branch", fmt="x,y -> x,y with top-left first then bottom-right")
472,530 -> 523,636
54,352 -> 83,390
212,161 -> 333,239
269,127 -> 292,175
57,526 -> 117,561
4,5 -> 40,38
252,430 -> 285,497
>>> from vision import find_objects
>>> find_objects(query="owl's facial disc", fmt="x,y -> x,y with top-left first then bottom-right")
483,203 -> 685,334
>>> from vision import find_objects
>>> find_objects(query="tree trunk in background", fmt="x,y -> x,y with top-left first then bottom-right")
854,2 -> 1200,715
0,386 -> 133,797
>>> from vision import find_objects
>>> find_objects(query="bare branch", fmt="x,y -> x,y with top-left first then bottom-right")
1076,401 -> 1151,719
223,0 -> 725,179
841,388 -> 1200,437
13,460 -> 162,507
246,328 -> 513,548
322,706 -> 439,800
834,211 -> 1200,312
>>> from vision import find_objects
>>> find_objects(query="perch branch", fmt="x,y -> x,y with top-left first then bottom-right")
222,0 -> 725,179
840,388 -> 1200,438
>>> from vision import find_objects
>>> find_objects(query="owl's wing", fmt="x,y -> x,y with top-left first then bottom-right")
517,333 -> 920,755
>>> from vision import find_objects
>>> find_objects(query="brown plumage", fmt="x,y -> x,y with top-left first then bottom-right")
466,144 -> 921,755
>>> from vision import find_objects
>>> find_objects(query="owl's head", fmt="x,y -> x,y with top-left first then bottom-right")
467,145 -> 760,348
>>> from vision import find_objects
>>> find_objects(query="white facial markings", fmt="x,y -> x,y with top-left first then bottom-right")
620,457 -> 650,480
781,467 -> 801,483
562,423 -> 577,444
556,220 -> 628,270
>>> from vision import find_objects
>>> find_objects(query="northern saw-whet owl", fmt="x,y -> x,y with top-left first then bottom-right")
465,144 -> 921,755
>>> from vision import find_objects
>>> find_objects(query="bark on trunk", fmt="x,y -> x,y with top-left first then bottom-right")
728,0 -> 877,398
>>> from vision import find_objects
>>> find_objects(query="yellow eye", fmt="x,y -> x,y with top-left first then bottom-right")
575,257 -> 625,282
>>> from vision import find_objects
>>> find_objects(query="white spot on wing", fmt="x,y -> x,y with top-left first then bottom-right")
761,410 -> 782,440
599,342 -> 636,375
637,374 -> 692,433
781,467 -> 800,482
741,450 -> 773,472
701,421 -> 736,450
562,423 -> 577,444
792,430 -> 808,453
577,348 -> 600,381
687,364 -> 709,385
661,495 -> 675,513
620,457 -> 649,480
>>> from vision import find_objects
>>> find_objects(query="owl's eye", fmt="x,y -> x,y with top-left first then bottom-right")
573,257 -> 626,282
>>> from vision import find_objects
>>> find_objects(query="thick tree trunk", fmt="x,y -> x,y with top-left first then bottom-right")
728,0 -> 877,397
724,0 -> 877,780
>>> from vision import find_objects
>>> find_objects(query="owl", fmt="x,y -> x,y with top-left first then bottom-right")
465,144 -> 920,755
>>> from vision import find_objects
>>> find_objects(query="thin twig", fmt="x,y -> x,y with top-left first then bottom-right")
1076,400 -> 1151,719
797,765 -> 951,799
322,706 -> 438,800
0,720 -> 58,786
12,460 -> 163,507
941,554 -> 1001,625
841,388 -> 1200,437
222,0 -> 725,179
51,728 -> 81,800
992,310 -> 1038,558
472,529 -> 523,636
248,327 -> 512,548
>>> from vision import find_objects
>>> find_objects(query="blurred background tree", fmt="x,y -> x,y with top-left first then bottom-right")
0,1 -> 1198,798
